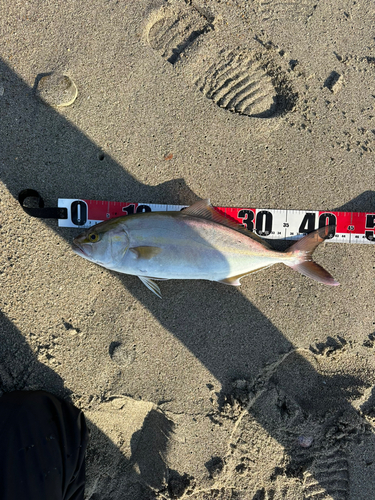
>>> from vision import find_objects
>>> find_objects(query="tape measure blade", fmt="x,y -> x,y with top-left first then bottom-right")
146,203 -> 186,212
57,198 -> 375,243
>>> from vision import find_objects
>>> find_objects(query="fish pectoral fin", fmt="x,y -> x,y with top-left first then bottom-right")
130,246 -> 161,259
138,276 -> 162,298
217,266 -> 274,286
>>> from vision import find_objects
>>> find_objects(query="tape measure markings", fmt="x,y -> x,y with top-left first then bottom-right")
57,198 -> 375,244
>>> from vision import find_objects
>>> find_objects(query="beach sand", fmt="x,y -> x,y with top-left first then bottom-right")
1,0 -> 375,498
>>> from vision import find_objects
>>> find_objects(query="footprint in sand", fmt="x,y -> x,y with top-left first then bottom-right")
303,445 -> 349,500
146,2 -> 297,119
35,72 -> 78,107
212,341 -> 375,500
224,381 -> 352,500
257,0 -> 320,23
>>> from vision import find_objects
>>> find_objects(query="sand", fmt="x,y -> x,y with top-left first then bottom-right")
1,0 -> 375,498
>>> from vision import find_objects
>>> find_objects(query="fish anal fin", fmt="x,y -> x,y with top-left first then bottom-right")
138,276 -> 162,298
130,246 -> 161,259
182,199 -> 272,248
217,276 -> 242,286
217,265 -> 274,286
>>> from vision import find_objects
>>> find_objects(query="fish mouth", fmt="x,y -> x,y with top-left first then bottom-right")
72,242 -> 87,258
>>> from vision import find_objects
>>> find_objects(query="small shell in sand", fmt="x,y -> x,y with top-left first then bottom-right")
298,435 -> 313,448
35,73 -> 78,107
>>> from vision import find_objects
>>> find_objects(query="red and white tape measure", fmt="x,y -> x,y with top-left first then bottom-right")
58,198 -> 375,245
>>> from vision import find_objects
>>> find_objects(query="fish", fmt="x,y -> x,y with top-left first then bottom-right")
72,199 -> 339,298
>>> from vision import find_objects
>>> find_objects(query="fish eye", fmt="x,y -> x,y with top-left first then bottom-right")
88,232 -> 99,242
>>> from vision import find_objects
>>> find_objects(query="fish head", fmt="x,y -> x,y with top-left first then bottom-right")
72,218 -> 129,268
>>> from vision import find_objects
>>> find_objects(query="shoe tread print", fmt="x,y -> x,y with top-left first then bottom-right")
195,49 -> 278,118
257,0 -> 320,23
146,4 -> 211,64
303,445 -> 349,500
146,1 -> 296,119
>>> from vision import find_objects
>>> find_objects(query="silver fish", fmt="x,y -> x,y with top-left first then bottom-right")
72,199 -> 339,298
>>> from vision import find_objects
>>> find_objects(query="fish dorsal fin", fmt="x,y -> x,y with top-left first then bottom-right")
130,246 -> 161,259
182,199 -> 220,220
182,199 -> 272,248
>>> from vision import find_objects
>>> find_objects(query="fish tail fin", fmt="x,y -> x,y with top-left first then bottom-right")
285,226 -> 339,286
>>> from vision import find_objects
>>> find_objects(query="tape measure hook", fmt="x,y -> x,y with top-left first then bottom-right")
18,189 -> 67,220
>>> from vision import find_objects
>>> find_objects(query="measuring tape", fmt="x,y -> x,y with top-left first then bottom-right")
56,198 -> 375,244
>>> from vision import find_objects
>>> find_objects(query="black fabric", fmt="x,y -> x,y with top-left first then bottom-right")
0,390 -> 88,500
